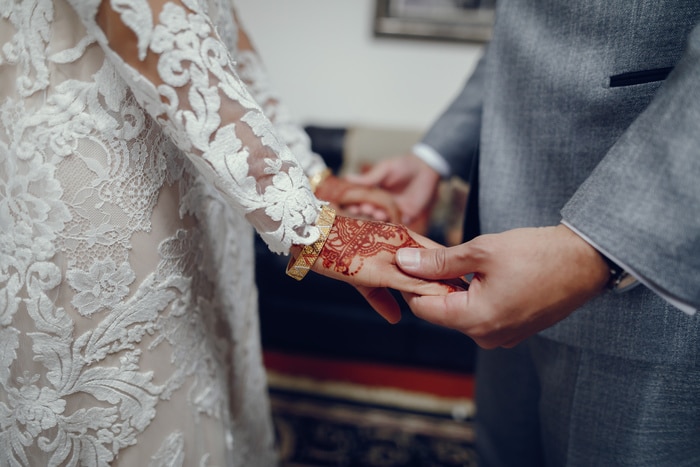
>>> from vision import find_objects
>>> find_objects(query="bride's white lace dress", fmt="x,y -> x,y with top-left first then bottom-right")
0,0 -> 329,465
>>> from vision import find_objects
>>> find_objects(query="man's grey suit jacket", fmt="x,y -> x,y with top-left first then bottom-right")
422,0 -> 700,361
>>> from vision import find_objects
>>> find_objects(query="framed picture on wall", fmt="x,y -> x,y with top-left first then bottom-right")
374,0 -> 495,43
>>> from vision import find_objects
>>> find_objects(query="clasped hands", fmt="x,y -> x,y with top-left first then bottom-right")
306,174 -> 466,324
312,157 -> 612,349
305,216 -> 610,349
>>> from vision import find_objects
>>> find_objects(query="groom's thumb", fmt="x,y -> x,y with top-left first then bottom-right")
397,246 -> 470,280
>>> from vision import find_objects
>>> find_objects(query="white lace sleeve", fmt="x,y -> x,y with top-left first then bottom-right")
235,48 -> 328,178
225,6 -> 327,179
66,0 -> 322,254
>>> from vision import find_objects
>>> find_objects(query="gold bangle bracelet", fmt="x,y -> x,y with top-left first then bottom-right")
286,205 -> 336,281
308,168 -> 332,194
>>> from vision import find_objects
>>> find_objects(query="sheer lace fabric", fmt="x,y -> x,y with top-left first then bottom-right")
233,45 -> 327,180
0,0 -> 325,465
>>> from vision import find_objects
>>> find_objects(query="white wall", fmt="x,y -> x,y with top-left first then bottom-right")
234,0 -> 483,133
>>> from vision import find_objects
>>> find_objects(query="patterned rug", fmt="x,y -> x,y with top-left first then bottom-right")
269,375 -> 476,467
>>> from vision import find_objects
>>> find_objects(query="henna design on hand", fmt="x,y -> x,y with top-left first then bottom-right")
320,217 -> 420,277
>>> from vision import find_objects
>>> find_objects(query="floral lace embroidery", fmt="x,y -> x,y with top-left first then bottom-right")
235,49 -> 327,178
78,0 -> 322,253
0,0 -> 308,465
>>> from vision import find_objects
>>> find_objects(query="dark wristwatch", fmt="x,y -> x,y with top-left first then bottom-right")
600,254 -> 639,293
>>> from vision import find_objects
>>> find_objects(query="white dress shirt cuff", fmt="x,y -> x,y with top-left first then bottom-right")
412,143 -> 451,178
562,220 -> 697,315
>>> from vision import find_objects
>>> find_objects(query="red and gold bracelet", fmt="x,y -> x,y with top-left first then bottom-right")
286,205 -> 336,281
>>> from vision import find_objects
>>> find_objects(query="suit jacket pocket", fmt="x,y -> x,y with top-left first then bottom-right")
609,67 -> 674,87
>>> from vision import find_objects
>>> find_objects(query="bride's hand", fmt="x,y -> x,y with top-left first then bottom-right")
293,215 -> 465,323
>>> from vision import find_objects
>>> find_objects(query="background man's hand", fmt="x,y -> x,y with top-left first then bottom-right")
395,224 -> 611,348
315,174 -> 401,223
345,154 -> 441,226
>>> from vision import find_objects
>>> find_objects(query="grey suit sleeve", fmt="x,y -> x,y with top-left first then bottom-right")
420,54 -> 486,179
562,23 -> 700,311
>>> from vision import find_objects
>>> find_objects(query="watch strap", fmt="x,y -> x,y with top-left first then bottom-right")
599,253 -> 639,293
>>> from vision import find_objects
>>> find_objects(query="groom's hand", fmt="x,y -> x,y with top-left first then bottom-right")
396,224 -> 610,348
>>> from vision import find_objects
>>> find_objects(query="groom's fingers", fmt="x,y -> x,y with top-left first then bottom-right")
354,285 -> 402,324
405,287 -> 514,350
403,291 -> 470,331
